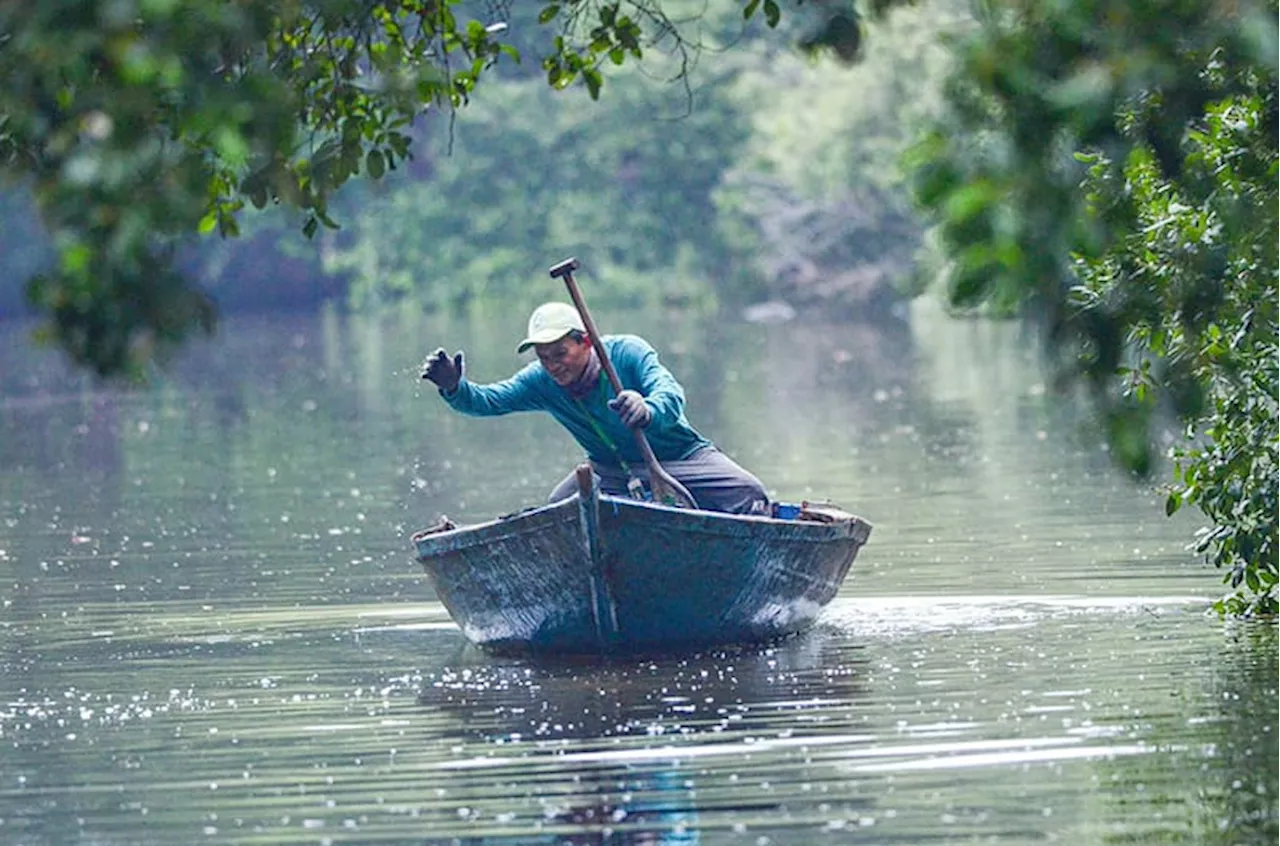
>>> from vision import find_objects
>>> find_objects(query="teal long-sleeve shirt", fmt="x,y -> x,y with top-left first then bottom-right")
440,334 -> 712,467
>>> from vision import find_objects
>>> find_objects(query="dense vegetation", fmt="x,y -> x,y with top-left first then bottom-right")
0,0 -> 916,376
910,0 -> 1277,614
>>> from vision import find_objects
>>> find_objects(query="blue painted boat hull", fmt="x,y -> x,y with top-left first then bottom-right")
412,481 -> 871,655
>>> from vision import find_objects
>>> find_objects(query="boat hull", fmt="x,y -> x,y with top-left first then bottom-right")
413,485 -> 871,655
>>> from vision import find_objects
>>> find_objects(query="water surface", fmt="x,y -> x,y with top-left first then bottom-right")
1,303 -> 1274,845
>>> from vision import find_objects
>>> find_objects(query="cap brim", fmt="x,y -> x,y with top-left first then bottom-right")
516,329 -> 573,354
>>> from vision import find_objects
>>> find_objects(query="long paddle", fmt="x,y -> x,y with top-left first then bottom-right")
549,257 -> 699,510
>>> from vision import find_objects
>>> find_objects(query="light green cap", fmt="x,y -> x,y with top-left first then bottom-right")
516,302 -> 585,353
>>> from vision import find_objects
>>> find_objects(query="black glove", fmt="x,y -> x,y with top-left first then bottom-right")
608,390 -> 652,429
421,348 -> 464,392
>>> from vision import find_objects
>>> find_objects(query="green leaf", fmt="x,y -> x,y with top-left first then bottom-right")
59,244 -> 92,275
198,211 -> 218,235
584,67 -> 602,100
303,217 -> 318,239
743,0 -> 761,20
538,4 -> 560,24
366,149 -> 386,179
947,259 -> 993,308
388,133 -> 411,159
943,181 -> 998,224
763,0 -> 780,27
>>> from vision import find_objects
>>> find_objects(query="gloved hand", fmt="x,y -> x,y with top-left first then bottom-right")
421,348 -> 464,392
608,390 -> 652,429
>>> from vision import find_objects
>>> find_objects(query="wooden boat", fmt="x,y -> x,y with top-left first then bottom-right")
411,466 -> 872,655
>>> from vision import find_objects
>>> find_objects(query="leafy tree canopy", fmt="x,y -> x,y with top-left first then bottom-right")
0,0 -> 869,377
907,0 -> 1278,613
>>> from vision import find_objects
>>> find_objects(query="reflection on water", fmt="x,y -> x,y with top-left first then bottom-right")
416,636 -> 855,846
0,302 -> 1275,845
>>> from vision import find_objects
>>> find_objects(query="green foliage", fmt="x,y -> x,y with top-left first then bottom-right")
908,0 -> 1279,615
714,0 -> 966,309
320,65 -> 749,312
6,0 -> 852,378
1,1 -> 477,376
1087,90 -> 1279,616
307,0 -> 944,316
1113,86 -> 1280,615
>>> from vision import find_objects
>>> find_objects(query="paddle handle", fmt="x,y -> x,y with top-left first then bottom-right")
549,258 -> 698,509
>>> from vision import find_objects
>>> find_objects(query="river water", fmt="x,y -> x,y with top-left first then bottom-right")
0,302 -> 1275,845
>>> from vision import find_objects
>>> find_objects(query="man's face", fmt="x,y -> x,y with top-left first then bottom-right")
535,335 -> 593,386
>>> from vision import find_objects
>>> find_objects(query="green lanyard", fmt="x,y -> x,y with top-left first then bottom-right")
572,370 -> 635,476
572,373 -> 653,502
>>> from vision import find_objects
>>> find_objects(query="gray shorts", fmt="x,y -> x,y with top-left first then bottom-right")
548,446 -> 769,515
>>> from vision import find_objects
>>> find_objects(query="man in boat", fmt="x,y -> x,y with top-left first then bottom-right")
420,301 -> 769,515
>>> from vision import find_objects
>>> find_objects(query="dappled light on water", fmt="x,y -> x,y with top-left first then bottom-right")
1,305 -> 1274,844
